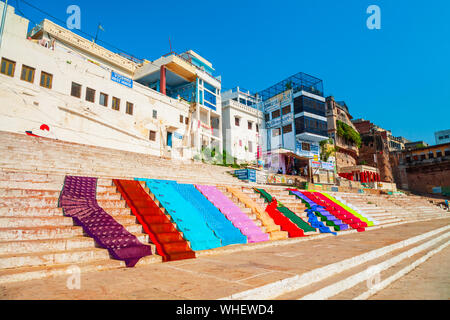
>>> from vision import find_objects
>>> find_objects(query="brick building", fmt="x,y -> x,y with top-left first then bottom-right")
391,143 -> 450,195
352,119 -> 395,182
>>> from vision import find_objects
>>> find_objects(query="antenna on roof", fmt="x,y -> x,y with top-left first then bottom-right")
168,36 -> 173,53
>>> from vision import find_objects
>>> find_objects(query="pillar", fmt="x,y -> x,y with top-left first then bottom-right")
160,65 -> 166,95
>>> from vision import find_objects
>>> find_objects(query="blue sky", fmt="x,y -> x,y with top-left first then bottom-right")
15,0 -> 450,145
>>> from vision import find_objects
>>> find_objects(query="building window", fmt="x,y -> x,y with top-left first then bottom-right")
153,110 -> 157,119
256,124 -> 259,133
428,151 -> 434,159
71,82 -> 81,98
282,105 -> 291,115
112,97 -> 120,111
149,130 -> 156,141
272,109 -> 280,119
445,149 -> 450,156
20,65 -> 35,83
40,71 -> 53,89
185,117 -> 189,125
283,124 -> 292,134
248,141 -> 253,153
126,102 -> 133,115
0,58 -> 15,77
180,115 -> 184,123
436,150 -> 442,157
85,87 -> 95,103
248,121 -> 252,130
420,153 -> 426,161
273,128 -> 281,137
235,117 -> 240,127
302,142 -> 311,151
264,113 -> 270,122
99,92 -> 108,106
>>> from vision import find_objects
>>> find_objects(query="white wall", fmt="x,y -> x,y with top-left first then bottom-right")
0,5 -> 192,159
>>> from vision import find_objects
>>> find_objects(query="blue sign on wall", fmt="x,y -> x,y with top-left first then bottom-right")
173,132 -> 183,140
111,71 -> 133,88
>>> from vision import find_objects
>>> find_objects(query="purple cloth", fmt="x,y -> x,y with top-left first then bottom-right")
59,176 -> 152,267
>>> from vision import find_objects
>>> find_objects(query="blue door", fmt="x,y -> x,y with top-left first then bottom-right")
167,132 -> 173,147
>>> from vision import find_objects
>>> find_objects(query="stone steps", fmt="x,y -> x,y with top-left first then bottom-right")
0,233 -> 149,255
0,254 -> 162,284
0,222 -> 144,241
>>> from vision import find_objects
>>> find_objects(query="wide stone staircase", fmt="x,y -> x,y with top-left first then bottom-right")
0,171 -> 163,284
331,192 -> 448,225
0,131 -> 241,185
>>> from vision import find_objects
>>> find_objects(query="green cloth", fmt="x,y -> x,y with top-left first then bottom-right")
278,206 -> 316,232
255,188 -> 272,203
255,188 -> 315,233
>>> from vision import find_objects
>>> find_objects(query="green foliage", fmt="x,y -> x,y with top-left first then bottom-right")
285,81 -> 292,90
336,120 -> 361,148
319,138 -> 336,162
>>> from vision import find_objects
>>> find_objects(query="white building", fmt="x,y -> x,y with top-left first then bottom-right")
0,2 -> 221,160
221,87 -> 263,163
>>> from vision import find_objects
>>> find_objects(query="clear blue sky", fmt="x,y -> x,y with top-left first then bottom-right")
15,0 -> 450,145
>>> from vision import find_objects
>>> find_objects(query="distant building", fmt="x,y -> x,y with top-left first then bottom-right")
221,87 -> 263,163
404,141 -> 429,150
325,96 -> 359,169
352,119 -> 395,182
435,129 -> 450,144
391,142 -> 450,195
257,72 -> 333,184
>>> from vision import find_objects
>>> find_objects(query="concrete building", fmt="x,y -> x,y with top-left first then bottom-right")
221,87 -> 263,163
134,50 -> 222,155
257,72 -> 332,183
325,96 -> 359,169
434,129 -> 450,144
0,2 -> 220,160
404,141 -> 429,150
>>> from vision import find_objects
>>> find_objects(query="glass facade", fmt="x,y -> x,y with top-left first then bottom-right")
294,95 -> 326,117
295,116 -> 327,136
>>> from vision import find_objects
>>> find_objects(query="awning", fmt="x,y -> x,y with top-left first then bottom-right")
270,148 -> 311,161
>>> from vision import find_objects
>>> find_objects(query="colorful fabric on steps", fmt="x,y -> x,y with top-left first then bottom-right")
58,176 -> 152,267
113,179 -> 195,262
196,185 -> 269,243
264,199 -> 304,237
312,192 -> 367,231
301,191 -> 366,232
136,178 -> 222,251
225,186 -> 286,240
305,209 -> 337,235
254,188 -> 315,233
289,189 -> 348,231
173,183 -> 247,246
321,192 -> 374,227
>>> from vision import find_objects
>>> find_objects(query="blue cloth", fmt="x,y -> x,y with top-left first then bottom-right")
173,183 -> 247,246
306,209 -> 337,235
135,178 -> 222,251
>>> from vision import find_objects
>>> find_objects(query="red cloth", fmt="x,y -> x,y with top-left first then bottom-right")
265,199 -> 304,237
113,179 -> 196,262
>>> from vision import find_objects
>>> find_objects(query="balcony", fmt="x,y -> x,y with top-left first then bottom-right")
400,154 -> 450,166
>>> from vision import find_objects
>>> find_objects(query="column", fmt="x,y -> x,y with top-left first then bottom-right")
160,65 -> 166,95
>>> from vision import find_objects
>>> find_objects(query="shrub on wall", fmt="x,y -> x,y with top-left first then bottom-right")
336,120 -> 361,148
